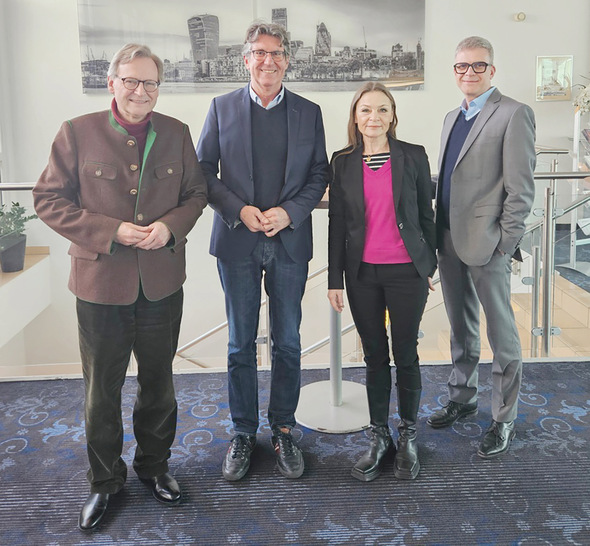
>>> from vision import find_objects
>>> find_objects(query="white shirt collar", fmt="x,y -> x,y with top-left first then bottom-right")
249,84 -> 285,110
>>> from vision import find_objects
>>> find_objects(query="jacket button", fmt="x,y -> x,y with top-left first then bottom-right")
95,169 -> 102,177
167,168 -> 173,175
137,213 -> 144,221
130,164 -> 138,171
127,139 -> 135,147
398,222 -> 404,229
130,189 -> 138,195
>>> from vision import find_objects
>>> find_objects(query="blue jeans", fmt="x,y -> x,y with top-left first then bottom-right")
217,236 -> 308,434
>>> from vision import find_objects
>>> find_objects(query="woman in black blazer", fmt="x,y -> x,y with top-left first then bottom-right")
328,82 -> 436,482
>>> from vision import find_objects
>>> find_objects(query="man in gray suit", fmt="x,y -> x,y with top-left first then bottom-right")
427,36 -> 536,458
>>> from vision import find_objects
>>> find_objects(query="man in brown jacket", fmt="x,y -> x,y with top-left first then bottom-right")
33,43 -> 207,531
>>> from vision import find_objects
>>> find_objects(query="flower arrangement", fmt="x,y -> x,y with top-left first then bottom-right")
574,78 -> 590,114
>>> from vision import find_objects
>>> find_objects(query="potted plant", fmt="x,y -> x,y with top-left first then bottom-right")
0,201 -> 37,272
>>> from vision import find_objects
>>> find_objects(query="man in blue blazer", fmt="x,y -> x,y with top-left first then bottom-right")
197,22 -> 329,481
428,37 -> 536,459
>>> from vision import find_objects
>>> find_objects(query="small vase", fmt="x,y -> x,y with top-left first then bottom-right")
0,233 -> 27,272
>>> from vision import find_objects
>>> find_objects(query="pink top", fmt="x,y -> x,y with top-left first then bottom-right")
362,158 -> 412,264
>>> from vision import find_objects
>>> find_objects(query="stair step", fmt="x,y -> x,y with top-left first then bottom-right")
419,271 -> 590,360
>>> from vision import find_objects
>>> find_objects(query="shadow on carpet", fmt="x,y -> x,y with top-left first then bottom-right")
0,362 -> 589,545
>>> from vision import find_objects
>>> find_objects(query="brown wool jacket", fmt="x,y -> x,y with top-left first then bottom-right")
34,109 -> 208,305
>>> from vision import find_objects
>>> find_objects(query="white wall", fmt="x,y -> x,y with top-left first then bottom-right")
1,0 -> 589,367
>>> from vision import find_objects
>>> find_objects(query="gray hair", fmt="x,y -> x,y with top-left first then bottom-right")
242,22 -> 291,58
107,43 -> 164,82
455,36 -> 494,65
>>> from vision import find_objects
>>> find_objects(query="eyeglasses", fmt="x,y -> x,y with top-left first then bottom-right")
118,77 -> 160,92
453,62 -> 490,74
250,49 -> 286,61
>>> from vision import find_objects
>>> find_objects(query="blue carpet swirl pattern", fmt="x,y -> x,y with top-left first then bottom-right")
0,362 -> 589,545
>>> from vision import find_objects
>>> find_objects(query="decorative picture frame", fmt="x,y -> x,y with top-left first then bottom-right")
77,0 -> 425,93
536,55 -> 573,101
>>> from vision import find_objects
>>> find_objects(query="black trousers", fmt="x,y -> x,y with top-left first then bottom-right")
346,262 -> 428,424
76,287 -> 183,494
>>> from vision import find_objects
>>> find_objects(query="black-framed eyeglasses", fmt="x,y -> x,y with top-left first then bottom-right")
118,77 -> 160,92
453,62 -> 490,74
250,49 -> 286,61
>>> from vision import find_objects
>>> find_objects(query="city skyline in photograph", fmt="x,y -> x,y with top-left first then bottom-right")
78,0 -> 425,92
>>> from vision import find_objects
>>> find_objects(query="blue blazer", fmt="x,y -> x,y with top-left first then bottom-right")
197,85 -> 329,263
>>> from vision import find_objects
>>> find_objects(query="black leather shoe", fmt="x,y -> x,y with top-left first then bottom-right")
222,434 -> 256,481
141,472 -> 181,504
272,427 -> 304,479
427,401 -> 478,428
78,493 -> 110,531
477,420 -> 515,459
351,425 -> 394,482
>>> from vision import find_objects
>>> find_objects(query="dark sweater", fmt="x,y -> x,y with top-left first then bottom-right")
438,113 -> 478,229
111,98 -> 152,166
251,99 -> 288,211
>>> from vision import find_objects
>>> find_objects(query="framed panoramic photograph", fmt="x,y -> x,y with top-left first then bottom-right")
536,55 -> 573,101
78,0 -> 425,93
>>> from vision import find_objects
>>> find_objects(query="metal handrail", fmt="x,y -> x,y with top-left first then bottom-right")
179,169 -> 590,364
524,172 -> 590,236
0,183 -> 35,191
301,322 -> 356,357
535,147 -> 569,156
533,171 -> 589,180
0,183 -> 34,205
176,264 -> 329,355
526,170 -> 589,356
6,169 -> 590,364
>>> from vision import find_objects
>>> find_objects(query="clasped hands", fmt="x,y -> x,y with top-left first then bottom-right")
115,221 -> 171,250
240,205 -> 291,237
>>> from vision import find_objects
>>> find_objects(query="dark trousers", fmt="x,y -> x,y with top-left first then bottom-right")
76,287 -> 183,494
346,262 -> 428,425
217,237 -> 308,434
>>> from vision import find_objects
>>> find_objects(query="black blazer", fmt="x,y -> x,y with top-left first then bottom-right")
328,137 -> 437,289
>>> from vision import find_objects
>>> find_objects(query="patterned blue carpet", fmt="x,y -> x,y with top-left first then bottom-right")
0,362 -> 589,545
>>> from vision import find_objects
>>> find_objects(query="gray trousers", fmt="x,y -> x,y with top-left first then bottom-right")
438,228 -> 522,422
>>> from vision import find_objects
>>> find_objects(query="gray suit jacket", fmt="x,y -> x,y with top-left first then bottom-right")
436,88 -> 536,266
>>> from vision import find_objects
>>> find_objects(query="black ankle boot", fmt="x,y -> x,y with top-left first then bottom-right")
394,387 -> 421,480
351,425 -> 394,482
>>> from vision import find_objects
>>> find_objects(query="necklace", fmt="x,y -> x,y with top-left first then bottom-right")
364,155 -> 372,163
